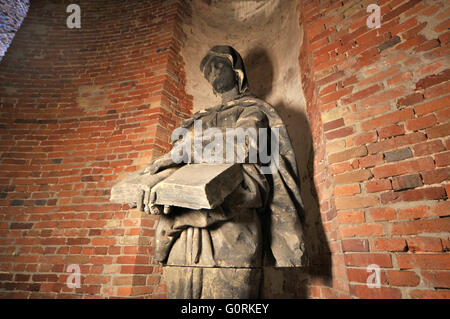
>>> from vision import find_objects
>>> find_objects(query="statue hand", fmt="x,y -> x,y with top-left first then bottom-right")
137,184 -> 171,215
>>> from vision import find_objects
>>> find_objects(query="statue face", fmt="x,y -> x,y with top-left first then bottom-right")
203,56 -> 237,94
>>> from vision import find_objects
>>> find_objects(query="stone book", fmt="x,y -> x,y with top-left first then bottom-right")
110,166 -> 178,207
153,163 -> 243,210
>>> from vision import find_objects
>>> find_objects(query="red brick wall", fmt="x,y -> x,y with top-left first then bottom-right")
301,0 -> 449,298
1,0 -> 448,300
0,0 -> 191,298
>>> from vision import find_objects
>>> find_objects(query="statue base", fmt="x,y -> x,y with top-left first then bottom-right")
163,266 -> 261,299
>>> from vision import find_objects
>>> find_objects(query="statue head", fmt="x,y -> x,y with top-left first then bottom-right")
200,45 -> 248,95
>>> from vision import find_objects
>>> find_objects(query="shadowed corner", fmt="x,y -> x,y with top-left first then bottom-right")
245,46 -> 332,298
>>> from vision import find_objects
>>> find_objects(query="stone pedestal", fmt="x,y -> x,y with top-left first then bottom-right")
163,266 -> 261,299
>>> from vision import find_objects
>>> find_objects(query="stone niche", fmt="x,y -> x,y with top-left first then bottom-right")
177,0 -> 332,298
182,0 -> 311,208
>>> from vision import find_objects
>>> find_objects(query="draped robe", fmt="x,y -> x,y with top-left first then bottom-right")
154,93 -> 306,298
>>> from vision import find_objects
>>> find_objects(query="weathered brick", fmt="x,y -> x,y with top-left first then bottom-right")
397,93 -> 424,107
352,131 -> 377,146
387,16 -> 417,35
329,161 -> 355,175
439,30 -> 450,45
381,187 -> 446,204
325,126 -> 354,140
334,184 -> 361,197
351,285 -> 402,299
319,87 -> 353,104
323,118 -> 345,131
387,270 -> 420,287
406,114 -> 437,131
340,224 -> 384,238
415,39 -> 440,52
397,254 -> 450,270
431,201 -> 450,217
342,239 -> 369,252
392,218 -> 450,235
426,122 -> 450,139
387,71 -> 413,86
424,82 -> 450,99
384,147 -> 413,162
344,253 -> 392,267
407,237 -> 443,252
346,104 -> 390,125
120,266 -> 154,274
369,207 -> 396,221
316,70 -> 345,87
359,153 -> 384,168
414,95 -> 450,115
421,271 -> 450,289
417,60 -> 444,76
413,140 -> 446,156
335,196 -> 379,209
342,84 -> 384,104
366,179 -> 392,193
10,223 -> 34,229
373,157 -> 434,178
392,174 -> 423,191
357,66 -> 399,87
436,107 -> 450,123
328,146 -> 368,164
378,35 -> 401,52
421,167 -> 450,185
415,69 -> 450,90
358,86 -> 408,108
337,210 -> 365,224
335,169 -> 373,184
326,139 -> 346,153
378,124 -> 405,139
373,238 -> 407,252
368,132 -> 426,154
384,0 -> 422,22
398,206 -> 430,219
435,151 -> 450,167
361,108 -> 415,131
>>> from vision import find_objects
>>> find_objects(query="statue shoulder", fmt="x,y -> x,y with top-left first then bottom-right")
238,94 -> 283,125
180,104 -> 222,128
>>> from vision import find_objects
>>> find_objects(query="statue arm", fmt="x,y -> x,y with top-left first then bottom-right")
143,106 -> 269,214
142,152 -> 178,175
189,106 -> 268,164
142,137 -> 187,175
235,105 -> 268,129
234,106 -> 269,163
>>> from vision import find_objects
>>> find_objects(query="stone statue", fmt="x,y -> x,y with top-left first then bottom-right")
111,45 -> 305,298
